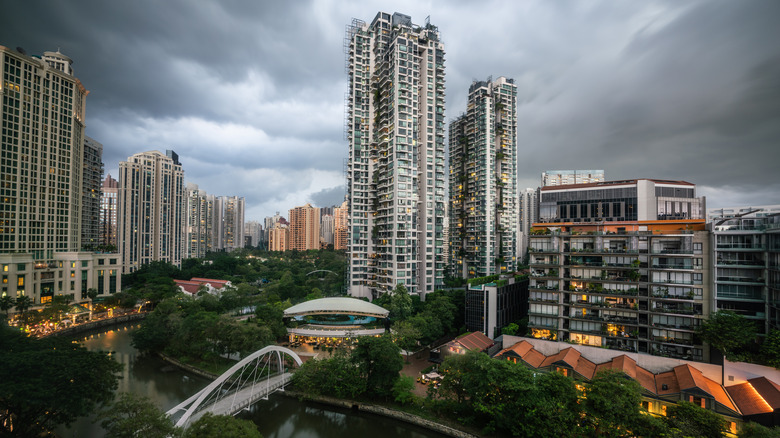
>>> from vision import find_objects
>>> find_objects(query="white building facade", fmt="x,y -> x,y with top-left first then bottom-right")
346,12 -> 446,299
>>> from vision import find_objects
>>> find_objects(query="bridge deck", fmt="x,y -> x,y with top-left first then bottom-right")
184,373 -> 292,426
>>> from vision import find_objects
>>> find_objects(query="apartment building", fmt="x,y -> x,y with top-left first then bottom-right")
345,12 -> 446,299
217,196 -> 245,252
268,223 -> 290,252
450,77 -> 519,278
81,136 -> 104,249
289,203 -> 320,251
118,150 -> 185,273
100,175 -> 119,248
334,200 -> 348,251
528,179 -> 712,362
710,209 -> 780,335
518,187 -> 539,260
0,46 -> 121,303
184,183 -> 215,259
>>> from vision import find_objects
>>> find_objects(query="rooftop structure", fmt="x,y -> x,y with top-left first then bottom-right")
283,297 -> 388,341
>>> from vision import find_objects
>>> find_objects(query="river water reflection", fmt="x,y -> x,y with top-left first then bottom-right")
59,323 -> 446,438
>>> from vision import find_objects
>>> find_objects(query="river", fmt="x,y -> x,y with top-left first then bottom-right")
58,323 -> 447,438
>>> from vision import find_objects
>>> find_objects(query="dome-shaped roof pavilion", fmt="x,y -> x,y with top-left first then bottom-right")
284,297 -> 389,318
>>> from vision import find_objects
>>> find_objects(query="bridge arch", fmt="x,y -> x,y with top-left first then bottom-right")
168,345 -> 303,428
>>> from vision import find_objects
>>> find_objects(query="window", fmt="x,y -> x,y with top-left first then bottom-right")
693,273 -> 703,284
17,264 -> 25,271
693,243 -> 702,254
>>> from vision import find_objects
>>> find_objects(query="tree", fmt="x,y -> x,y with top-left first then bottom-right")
351,334 -> 403,398
99,392 -> 178,438
184,413 -> 262,438
392,320 -> 422,354
0,295 -> 14,319
392,375 -> 416,405
739,422 -> 780,438
698,310 -> 757,360
14,295 -> 33,325
502,322 -> 519,336
0,324 -> 122,436
665,401 -> 729,438
760,329 -> 780,369
388,283 -> 412,321
582,370 -> 644,437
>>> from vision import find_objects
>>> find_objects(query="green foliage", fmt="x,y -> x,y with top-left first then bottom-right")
392,320 -> 422,353
0,324 -> 122,436
386,283 -> 412,321
738,422 -> 780,438
665,401 -> 729,438
352,335 -> 403,398
0,295 -> 13,318
184,413 -> 263,438
698,310 -> 757,360
436,350 -> 580,437
392,375 -> 416,405
502,322 -> 519,336
291,349 -> 365,398
760,329 -> 780,369
99,392 -> 178,438
582,369 -> 644,437
467,274 -> 500,287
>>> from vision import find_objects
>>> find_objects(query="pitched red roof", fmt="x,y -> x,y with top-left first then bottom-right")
749,377 -> 780,409
674,365 -> 737,412
451,332 -> 493,352
189,277 -> 230,289
174,280 -> 202,295
727,383 -> 774,416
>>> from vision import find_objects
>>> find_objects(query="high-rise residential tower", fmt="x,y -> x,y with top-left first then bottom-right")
334,200 -> 348,251
518,187 -> 540,260
216,196 -> 245,252
345,12 -> 446,299
184,183 -> 215,258
449,77 -> 519,278
289,203 -> 321,251
118,150 -> 185,272
1,46 -> 121,304
100,174 -> 119,248
81,136 -> 104,249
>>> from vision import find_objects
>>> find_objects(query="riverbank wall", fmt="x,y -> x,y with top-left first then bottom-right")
283,391 -> 480,438
45,312 -> 148,338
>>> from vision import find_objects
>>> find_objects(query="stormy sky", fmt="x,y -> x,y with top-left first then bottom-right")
2,0 -> 779,220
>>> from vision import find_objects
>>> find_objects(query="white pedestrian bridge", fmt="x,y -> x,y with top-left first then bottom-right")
166,345 -> 303,429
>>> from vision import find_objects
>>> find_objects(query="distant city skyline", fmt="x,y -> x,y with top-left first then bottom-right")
2,0 -> 779,220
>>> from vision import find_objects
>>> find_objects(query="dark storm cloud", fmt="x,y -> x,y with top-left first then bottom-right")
309,185 -> 347,208
2,0 -> 778,219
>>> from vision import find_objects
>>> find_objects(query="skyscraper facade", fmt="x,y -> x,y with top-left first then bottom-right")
334,201 -> 348,251
100,174 -> 119,248
345,12 -> 446,299
1,46 -> 121,304
321,214 -> 335,246
449,77 -> 519,278
518,187 -> 539,260
118,150 -> 185,272
184,183 -> 214,259
218,196 -> 245,252
81,136 -> 104,250
289,203 -> 321,251
244,220 -> 263,249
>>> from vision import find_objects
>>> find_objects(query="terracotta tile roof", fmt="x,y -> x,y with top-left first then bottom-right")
523,349 -> 546,368
540,347 -> 581,368
635,367 -> 657,393
727,383 -> 774,416
173,280 -> 202,295
749,377 -> 780,409
452,332 -> 493,352
655,371 -> 680,395
497,340 -> 534,358
574,356 -> 597,380
674,365 -> 737,412
189,277 -> 230,289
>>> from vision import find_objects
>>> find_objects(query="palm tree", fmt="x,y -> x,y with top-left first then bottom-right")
15,295 -> 33,325
0,295 -> 14,319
